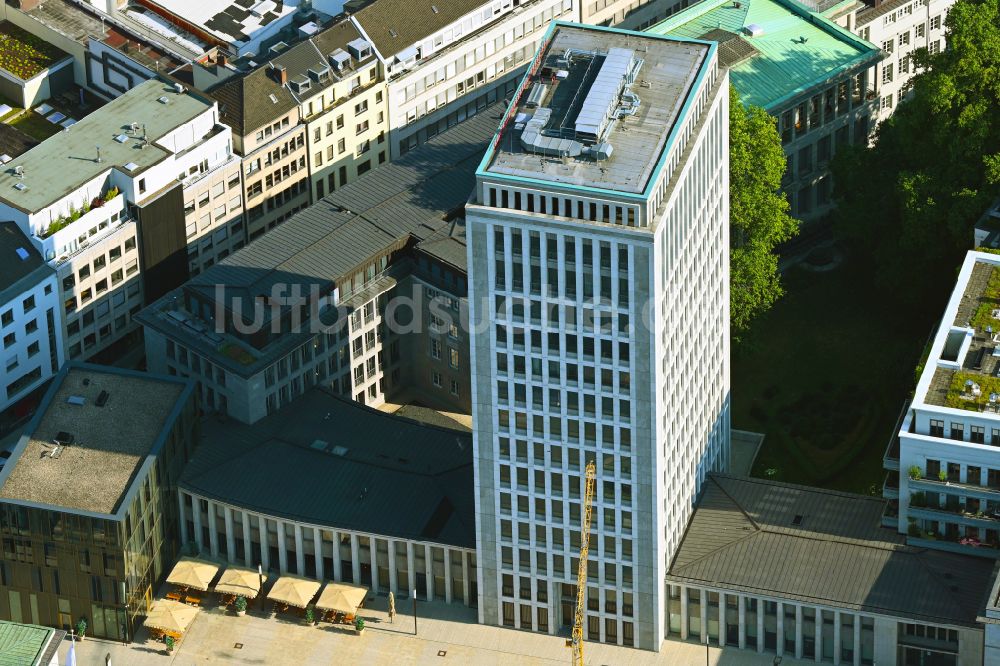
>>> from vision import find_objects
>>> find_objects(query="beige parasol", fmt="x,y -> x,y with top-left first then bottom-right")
267,575 -> 321,609
315,582 -> 369,614
143,599 -> 199,635
214,566 -> 267,599
166,557 -> 220,591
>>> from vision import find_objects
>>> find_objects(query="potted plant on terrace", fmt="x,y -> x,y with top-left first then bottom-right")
355,617 -> 365,635
305,608 -> 315,626
939,470 -> 948,483
234,595 -> 247,617
908,465 -> 922,480
75,618 -> 87,642
165,635 -> 176,654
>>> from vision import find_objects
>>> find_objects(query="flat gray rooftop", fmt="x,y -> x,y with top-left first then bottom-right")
0,367 -> 185,515
484,24 -> 708,194
0,79 -> 212,214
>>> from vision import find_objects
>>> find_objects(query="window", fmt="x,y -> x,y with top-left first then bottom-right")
916,23 -> 925,38
430,339 -> 441,359
22,295 -> 35,313
882,39 -> 893,54
449,348 -> 459,369
431,371 -> 442,387
929,39 -> 941,54
138,178 -> 146,194
899,31 -> 910,46
930,14 -> 941,30
338,138 -> 346,154
882,62 -> 894,83
881,94 -> 893,110
0,310 -> 11,327
929,419 -> 944,437
27,341 -> 39,357
450,379 -> 459,396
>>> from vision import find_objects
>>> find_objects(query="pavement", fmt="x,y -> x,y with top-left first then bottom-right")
57,594 -> 814,665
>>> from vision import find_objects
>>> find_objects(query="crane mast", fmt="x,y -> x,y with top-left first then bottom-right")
569,460 -> 597,666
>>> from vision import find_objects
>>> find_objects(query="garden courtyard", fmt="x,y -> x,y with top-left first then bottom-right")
732,247 -> 944,495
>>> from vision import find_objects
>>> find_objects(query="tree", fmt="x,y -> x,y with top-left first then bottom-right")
729,86 -> 800,334
831,0 -> 1000,294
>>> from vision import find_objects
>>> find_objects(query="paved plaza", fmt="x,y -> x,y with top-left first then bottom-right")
56,594 -> 812,665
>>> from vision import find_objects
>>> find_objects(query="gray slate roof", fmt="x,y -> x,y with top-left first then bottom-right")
0,124 -> 38,161
181,388 -> 474,548
670,474 -> 996,627
0,223 -> 53,306
352,0 -> 488,58
208,19 -> 374,135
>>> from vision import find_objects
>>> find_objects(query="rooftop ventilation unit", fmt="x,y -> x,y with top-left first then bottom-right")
157,96 -> 169,104
15,247 -> 29,261
173,82 -> 184,94
331,445 -> 349,456
95,390 -> 109,407
13,183 -> 26,191
742,23 -> 765,37
347,38 -> 372,60
574,47 -> 637,142
114,134 -> 128,143
269,41 -> 289,56
0,155 -> 10,164
124,161 -> 139,171
13,165 -> 24,178
298,21 -> 320,38
526,82 -> 549,108
66,395 -> 86,406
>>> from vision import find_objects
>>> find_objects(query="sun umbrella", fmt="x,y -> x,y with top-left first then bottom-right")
388,591 -> 396,623
214,566 -> 267,599
315,582 -> 369,614
267,575 -> 321,609
143,599 -> 199,635
166,557 -> 220,592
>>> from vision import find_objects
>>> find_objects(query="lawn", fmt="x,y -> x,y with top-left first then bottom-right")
732,251 -> 944,494
0,22 -> 68,80
7,110 -> 62,141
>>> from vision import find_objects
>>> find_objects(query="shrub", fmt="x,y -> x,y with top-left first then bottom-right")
75,618 -> 87,637
104,187 -> 120,202
305,608 -> 314,623
938,470 -> 948,482
165,636 -> 175,651
908,465 -> 922,480
355,617 -> 365,631
234,595 -> 247,612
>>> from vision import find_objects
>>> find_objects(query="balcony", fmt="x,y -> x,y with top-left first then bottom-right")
909,476 -> 1000,502
906,536 -> 1000,559
882,471 -> 899,500
908,504 -> 1000,530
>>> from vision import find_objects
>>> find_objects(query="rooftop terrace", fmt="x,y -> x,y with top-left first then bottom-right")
481,23 -> 709,196
916,254 -> 1000,412
0,79 -> 213,214
646,0 -> 880,109
143,0 -> 298,48
0,20 -> 70,80
0,365 -> 187,515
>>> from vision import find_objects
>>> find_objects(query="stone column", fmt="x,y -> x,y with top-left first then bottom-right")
699,589 -> 708,644
815,607 -> 823,663
192,497 -> 203,551
776,602 -> 784,657
206,500 -> 219,557
331,530 -> 342,581
314,528 -> 324,581
388,541 -> 398,593
223,507 -> 235,563
350,534 -> 361,584
293,524 -> 305,576
259,516 -> 270,572
795,604 -> 804,659
444,549 -> 453,603
276,520 -> 288,574
853,617 -> 861,666
406,542 -> 417,597
738,595 -> 746,650
369,539 -> 379,594
242,512 -> 252,567
424,544 -> 433,601
680,586 -> 689,640
756,601 -> 765,654
833,611 -> 841,666
462,551 -> 470,605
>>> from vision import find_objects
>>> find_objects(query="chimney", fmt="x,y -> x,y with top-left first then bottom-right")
272,64 -> 287,85
218,52 -> 229,67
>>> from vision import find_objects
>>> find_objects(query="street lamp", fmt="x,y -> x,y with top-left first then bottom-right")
412,588 -> 418,635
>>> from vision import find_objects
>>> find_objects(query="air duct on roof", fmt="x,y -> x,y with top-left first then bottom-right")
743,23 -> 765,37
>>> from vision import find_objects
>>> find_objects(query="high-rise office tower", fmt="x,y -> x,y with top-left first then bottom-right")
467,22 -> 730,650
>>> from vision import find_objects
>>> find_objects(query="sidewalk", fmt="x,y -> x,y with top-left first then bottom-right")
57,594 -> 815,665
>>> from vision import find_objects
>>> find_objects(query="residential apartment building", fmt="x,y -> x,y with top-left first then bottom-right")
0,224 -> 62,411
0,364 -> 197,641
350,0 -> 579,159
467,23 -> 730,649
137,108 -> 494,423
669,474 -> 994,666
210,69 -> 310,242
888,251 -> 1000,559
855,0 -> 955,123
646,0 -> 882,221
0,79 -> 237,361
178,389 -> 477,606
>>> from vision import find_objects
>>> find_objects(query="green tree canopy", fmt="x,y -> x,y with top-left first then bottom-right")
729,86 -> 800,334
831,0 -> 1000,293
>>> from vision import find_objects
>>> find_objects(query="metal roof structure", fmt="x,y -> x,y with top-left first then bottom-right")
181,387 -> 475,548
0,621 -> 63,666
138,103 -> 501,377
647,0 -> 881,110
670,475 -> 997,627
0,223 -> 53,306
574,47 -> 634,139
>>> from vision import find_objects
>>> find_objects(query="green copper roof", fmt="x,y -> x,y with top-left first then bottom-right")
0,621 -> 54,666
646,0 -> 881,109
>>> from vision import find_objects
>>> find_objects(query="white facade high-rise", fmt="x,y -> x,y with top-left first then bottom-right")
466,21 -> 731,649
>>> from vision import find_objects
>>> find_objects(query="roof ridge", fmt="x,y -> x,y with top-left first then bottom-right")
710,472 -> 887,504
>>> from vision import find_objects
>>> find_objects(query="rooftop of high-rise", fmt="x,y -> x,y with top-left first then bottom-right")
479,22 -> 713,196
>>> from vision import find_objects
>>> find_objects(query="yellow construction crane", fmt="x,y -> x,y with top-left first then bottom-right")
568,460 -> 597,666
